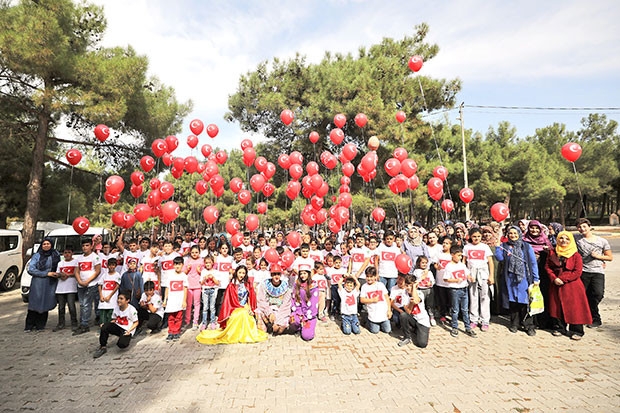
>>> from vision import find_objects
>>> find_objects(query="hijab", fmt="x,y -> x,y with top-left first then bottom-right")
506,226 -> 526,281
36,237 -> 61,272
555,231 -> 578,259
481,225 -> 497,248
522,220 -> 552,253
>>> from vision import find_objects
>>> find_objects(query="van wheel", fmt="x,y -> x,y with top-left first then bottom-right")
0,267 -> 18,291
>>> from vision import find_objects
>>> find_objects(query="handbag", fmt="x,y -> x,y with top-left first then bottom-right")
528,284 -> 544,316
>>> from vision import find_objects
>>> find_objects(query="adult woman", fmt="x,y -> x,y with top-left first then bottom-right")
25,238 -> 61,332
545,231 -> 592,340
196,265 -> 268,344
401,226 -> 430,275
256,264 -> 291,335
523,220 -> 553,329
495,226 -> 539,336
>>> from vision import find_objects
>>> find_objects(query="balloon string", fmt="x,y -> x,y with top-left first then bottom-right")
66,166 -> 74,224
572,162 -> 588,218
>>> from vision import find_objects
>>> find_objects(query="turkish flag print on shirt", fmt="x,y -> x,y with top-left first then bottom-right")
116,316 -> 129,326
467,249 -> 486,261
453,269 -> 467,281
170,280 -> 184,292
345,294 -> 356,306
352,253 -> 365,262
143,262 -> 156,272
103,280 -> 117,290
79,261 -> 92,271
60,266 -> 75,275
161,260 -> 174,271
381,251 -> 396,261
367,290 -> 384,301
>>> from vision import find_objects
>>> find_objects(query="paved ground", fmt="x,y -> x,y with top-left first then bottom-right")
1,236 -> 619,412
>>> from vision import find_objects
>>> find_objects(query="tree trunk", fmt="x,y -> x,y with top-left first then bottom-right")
22,109 -> 50,260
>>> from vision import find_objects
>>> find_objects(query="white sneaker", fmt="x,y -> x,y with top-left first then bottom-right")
430,318 -> 437,326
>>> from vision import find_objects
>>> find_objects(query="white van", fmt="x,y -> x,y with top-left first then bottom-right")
0,229 -> 23,291
20,227 -> 110,302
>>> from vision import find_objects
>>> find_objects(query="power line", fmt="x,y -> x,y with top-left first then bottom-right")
464,105 -> 620,111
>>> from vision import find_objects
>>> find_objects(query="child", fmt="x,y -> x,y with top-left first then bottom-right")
93,290 -> 139,358
98,257 -> 121,325
54,248 -> 79,332
389,273 -> 409,329
141,243 -> 160,292
163,256 -> 188,341
308,238 -> 323,262
290,269 -> 319,341
413,256 -> 436,326
338,275 -> 361,335
240,232 -> 254,259
360,267 -> 391,334
376,230 -> 400,290
199,255 -> 220,330
214,243 -> 233,316
231,247 -> 246,271
158,240 -> 181,329
138,281 -> 164,333
183,245 -> 204,329
463,228 -> 495,331
312,261 -> 329,322
397,275 -> 430,348
328,255 -> 347,319
444,245 -> 477,337
433,237 -> 453,324
119,259 -> 143,311
73,238 -> 102,336
116,232 -> 142,275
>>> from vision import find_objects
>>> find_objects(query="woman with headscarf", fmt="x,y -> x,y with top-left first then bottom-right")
401,226 -> 430,275
453,222 -> 468,247
545,231 -> 591,340
523,220 -> 554,329
25,238 -> 61,332
547,222 -> 564,248
495,226 -> 539,336
482,225 -> 502,314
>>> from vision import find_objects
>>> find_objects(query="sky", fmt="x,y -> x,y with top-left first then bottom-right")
92,0 -> 620,153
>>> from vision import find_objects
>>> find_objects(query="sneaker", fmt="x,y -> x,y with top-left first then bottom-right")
72,326 -> 89,336
439,317 -> 447,325
470,322 -> 478,330
166,334 -> 174,341
526,329 -> 536,336
24,328 -> 32,333
52,324 -> 65,332
93,347 -> 107,359
450,328 -> 459,337
481,324 -> 489,332
151,329 -> 161,335
329,315 -> 335,322
509,326 -> 518,333
199,323 -> 207,332
465,328 -> 477,338
570,334 -> 583,341
587,320 -> 602,328
430,318 -> 437,327
173,334 -> 180,341
552,330 -> 564,337
320,317 -> 328,323
397,338 -> 412,347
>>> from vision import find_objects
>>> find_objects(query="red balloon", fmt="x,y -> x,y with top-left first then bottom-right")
433,165 -> 449,181
165,135 -> 179,152
254,156 -> 268,172
149,178 -> 160,190
238,189 -> 252,205
123,213 -> 136,229
263,162 -> 276,179
341,176 -> 351,186
311,196 -> 324,210
130,184 -> 144,198
316,208 -> 328,225
306,161 -> 319,176
490,202 -> 510,222
94,124 -> 110,142
372,207 -> 386,223
400,159 -> 418,177
111,211 -> 125,227
203,206 -> 219,225
329,128 -> 344,145
162,152 -> 173,167
186,134 -> 198,149
150,204 -> 162,218
189,119 -> 204,135
147,189 -> 161,208
240,138 -> 253,150
262,182 -> 275,197
309,131 -> 320,144
289,151 -> 304,165
342,143 -> 358,161
384,158 -> 402,177
328,218 -> 341,234
289,163 -> 303,180
393,147 -> 408,162
245,214 -> 259,231
65,149 -> 82,166
215,150 -> 228,165
213,186 -> 225,198
72,217 -> 90,235
159,181 -> 175,200
231,232 -> 244,248
250,174 -> 266,193
203,160 -> 219,179
264,248 -> 279,264
427,177 -> 444,192
229,177 -> 243,193
201,144 -> 213,158
334,206 -> 350,226
408,55 -> 424,72
257,202 -> 267,214
286,181 -> 301,200
242,147 -> 256,167
280,109 -> 294,126
277,154 -> 291,170
210,174 -> 225,191
130,171 -> 145,186
441,199 -> 454,213
338,192 -> 352,208
428,187 -> 443,201
286,231 -> 301,249
172,157 -> 185,171
334,113 -> 346,128
301,210 -> 317,226
170,166 -> 183,179
184,156 -> 198,173
459,188 -> 474,204
226,218 -> 241,235
206,124 -> 219,138
323,153 -> 338,170
395,111 -> 406,123
389,175 -> 408,194
561,142 -> 582,162
151,139 -> 168,158
105,175 -> 125,195
281,250 -> 295,268
395,253 -> 413,274
140,156 -> 155,172
310,175 -> 323,190
161,201 -> 180,222
339,184 -> 350,194
342,162 -> 354,177
354,113 -> 368,128
133,204 -> 151,223
408,175 -> 420,190
195,180 -> 209,195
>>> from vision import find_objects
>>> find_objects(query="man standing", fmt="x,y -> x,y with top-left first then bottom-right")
575,218 -> 613,328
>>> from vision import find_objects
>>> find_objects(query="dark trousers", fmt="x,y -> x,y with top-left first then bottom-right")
400,312 -> 430,348
138,308 -> 162,331
433,285 -> 450,318
330,285 -> 341,315
581,272 -> 605,323
56,293 -> 77,326
554,318 -> 585,337
25,310 -> 48,330
99,322 -> 132,348
509,301 -> 534,330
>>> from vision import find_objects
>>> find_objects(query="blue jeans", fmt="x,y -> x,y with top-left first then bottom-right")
201,288 -> 217,325
77,285 -> 99,327
341,314 -> 360,335
368,319 -> 391,334
450,287 -> 470,329
380,277 -> 397,291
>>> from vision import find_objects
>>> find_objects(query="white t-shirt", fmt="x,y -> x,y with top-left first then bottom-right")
411,289 -> 431,328
360,281 -> 389,323
120,250 -> 142,275
377,244 -> 400,279
463,243 -> 493,269
367,248 -> 380,278
308,249 -> 323,263
113,304 -> 139,335
163,271 -> 188,313
98,271 -> 121,310
427,244 -> 443,264
76,253 -> 101,287
293,256 -> 314,274
200,268 -> 219,289
338,287 -> 359,315
443,261 -> 470,289
180,241 -> 194,256
159,252 -> 180,286
56,259 -> 78,294
214,254 -> 233,290
250,269 -> 269,287
311,273 -> 328,291
413,268 -> 435,289
240,244 -> 254,259
98,251 -> 119,278
389,285 -> 410,309
349,246 -> 370,277
327,267 -> 347,285
140,291 -> 164,318
141,254 -> 159,288
434,252 -> 453,288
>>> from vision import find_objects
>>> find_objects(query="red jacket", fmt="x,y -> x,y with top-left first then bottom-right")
545,251 -> 592,325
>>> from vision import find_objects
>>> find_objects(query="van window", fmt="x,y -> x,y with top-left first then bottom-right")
0,236 -> 19,252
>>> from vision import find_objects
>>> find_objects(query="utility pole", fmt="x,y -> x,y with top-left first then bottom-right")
458,102 -> 470,221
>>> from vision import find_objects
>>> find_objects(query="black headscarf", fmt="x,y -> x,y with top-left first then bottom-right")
36,237 -> 61,272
